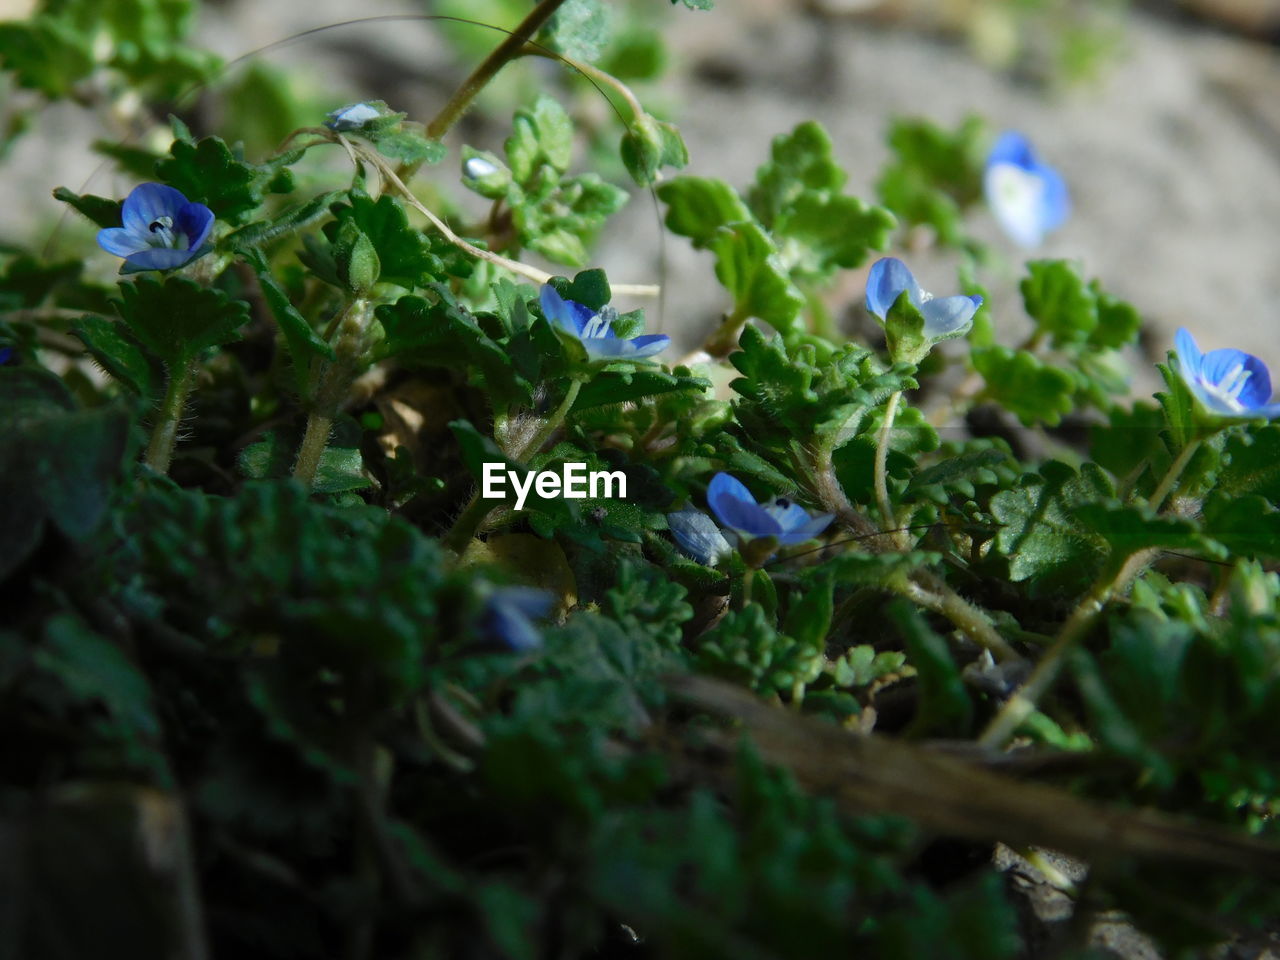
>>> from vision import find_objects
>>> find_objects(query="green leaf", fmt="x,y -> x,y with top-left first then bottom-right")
112,275 -> 250,365
905,442 -> 1014,504
772,192 -> 894,280
72,314 -> 156,397
1088,284 -> 1142,350
1155,360 -> 1199,451
874,116 -> 985,247
332,221 -> 381,296
971,346 -> 1075,426
461,146 -> 513,199
1020,259 -> 1097,347
328,191 -> 440,290
990,460 -> 1114,587
619,113 -> 688,186
572,370 -> 709,411
0,19 -> 94,96
708,223 -> 805,334
656,176 -> 753,249
52,186 -> 123,229
374,130 -> 447,165
1201,493 -> 1280,559
890,600 -> 973,736
1217,425 -> 1280,505
1090,402 -> 1166,489
223,190 -> 341,252
241,248 -> 334,397
541,0 -> 612,62
506,95 -> 574,182
155,134 -> 264,224
239,430 -> 371,494
1074,503 -> 1227,561
748,121 -> 845,228
782,573 -> 833,650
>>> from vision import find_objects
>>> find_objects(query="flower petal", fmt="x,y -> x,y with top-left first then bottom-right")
1174,327 -> 1202,384
707,472 -> 779,537
121,183 -> 190,235
1035,163 -> 1070,233
776,511 -> 834,546
123,247 -> 200,272
762,500 -> 810,531
483,586 -> 554,652
1201,348 -> 1272,409
986,131 -> 1037,170
539,284 -> 594,337
984,162 -> 1049,247
865,257 -> 922,320
177,201 -> 215,250
667,507 -> 732,565
920,295 -> 981,340
97,226 -> 144,257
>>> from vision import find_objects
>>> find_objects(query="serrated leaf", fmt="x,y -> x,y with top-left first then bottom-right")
241,248 -> 333,397
1074,503 -> 1226,561
72,314 -> 156,397
155,134 -> 263,224
1217,425 -> 1280,505
782,573 -> 832,650
708,222 -> 805,334
223,190 -> 341,252
541,0 -> 611,62
773,192 -> 895,280
1020,259 -> 1097,347
656,176 -> 753,248
328,191 -> 440,290
506,95 -> 573,182
112,276 -> 249,365
990,461 -> 1114,587
1155,360 -> 1198,452
906,444 -> 1013,502
890,600 -> 973,736
971,346 -> 1075,426
748,121 -> 846,228
375,130 -> 447,165
52,187 -> 124,229
0,19 -> 94,97
572,371 -> 709,411
1089,284 -> 1142,350
1201,493 -> 1280,559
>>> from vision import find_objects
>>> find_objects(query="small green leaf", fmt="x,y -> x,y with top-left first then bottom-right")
156,134 -> 263,224
971,346 -> 1075,426
890,600 -> 973,737
772,192 -> 895,280
782,573 -> 832,650
1201,493 -> 1280,559
72,314 -> 156,397
656,176 -> 753,249
541,0 -> 612,62
112,275 -> 250,365
332,221 -> 381,296
748,121 -> 845,228
1020,259 -> 1097,347
506,95 -> 574,182
572,371 -> 710,411
1217,424 -> 1280,505
223,190 -> 341,252
52,187 -> 124,229
241,248 -> 334,396
1074,503 -> 1227,561
708,222 -> 805,334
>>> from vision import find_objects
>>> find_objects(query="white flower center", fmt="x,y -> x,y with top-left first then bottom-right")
1198,363 -> 1253,412
147,216 -> 183,249
985,162 -> 1047,246
582,306 -> 617,339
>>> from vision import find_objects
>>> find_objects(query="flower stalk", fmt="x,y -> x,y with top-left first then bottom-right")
145,358 -> 197,475
874,390 -> 903,535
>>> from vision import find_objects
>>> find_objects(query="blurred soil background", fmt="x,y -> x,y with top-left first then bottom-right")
3,3 -> 1280,953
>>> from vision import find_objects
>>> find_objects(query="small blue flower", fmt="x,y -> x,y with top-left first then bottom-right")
667,506 -> 733,566
480,586 -> 554,652
865,257 -> 982,341
539,285 -> 670,361
0,347 -> 13,365
97,183 -> 214,272
1174,327 -> 1280,420
706,472 -> 833,546
325,102 -> 383,132
983,131 -> 1069,248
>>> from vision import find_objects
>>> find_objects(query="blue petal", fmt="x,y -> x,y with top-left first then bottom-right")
177,201 -> 215,250
1174,327 -> 1202,384
775,512 -> 834,546
920,295 -> 981,339
584,333 -> 670,360
0,347 -> 13,365
1201,348 -> 1272,408
123,247 -> 200,271
1035,163 -> 1070,233
484,587 -> 554,652
121,183 -> 190,235
325,102 -> 382,132
762,500 -> 810,531
667,507 -> 732,565
540,284 -> 595,337
97,226 -> 144,257
707,472 -> 779,537
986,131 -> 1036,171
865,257 -> 922,320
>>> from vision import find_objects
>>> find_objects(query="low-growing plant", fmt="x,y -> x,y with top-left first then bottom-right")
2,1 -> 1278,957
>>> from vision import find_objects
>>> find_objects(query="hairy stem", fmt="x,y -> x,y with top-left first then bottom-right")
898,576 -> 1021,662
1147,437 -> 1202,512
513,378 -> 583,461
874,390 -> 903,535
427,0 -> 575,139
702,304 -> 752,358
293,410 -> 335,489
144,359 -> 197,475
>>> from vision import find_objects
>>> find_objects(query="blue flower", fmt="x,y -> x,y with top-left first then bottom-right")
325,102 -> 383,132
1174,327 -> 1280,420
97,183 -> 214,272
539,285 -> 670,361
865,257 -> 982,341
480,586 -> 554,652
667,506 -> 733,566
983,131 -> 1069,248
706,472 -> 833,546
0,347 -> 13,365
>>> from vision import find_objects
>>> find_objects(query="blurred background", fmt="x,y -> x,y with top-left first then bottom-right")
2,0 -> 1280,371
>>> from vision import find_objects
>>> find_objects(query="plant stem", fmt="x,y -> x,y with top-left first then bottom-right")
523,48 -> 645,123
145,359 -> 196,475
293,410 -> 334,489
1147,437 -> 1202,512
427,0 -> 575,139
875,390 -> 903,535
898,576 -> 1021,662
443,379 -> 584,555
702,304 -> 751,358
978,435 -> 1211,748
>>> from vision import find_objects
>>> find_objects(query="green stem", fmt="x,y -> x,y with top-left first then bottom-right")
978,436 -> 1209,747
144,359 -> 197,475
523,48 -> 644,123
702,304 -> 751,358
874,390 -> 903,535
898,576 -> 1020,662
426,0 -> 575,140
443,379 -> 583,555
1147,437 -> 1202,513
293,410 -> 334,489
